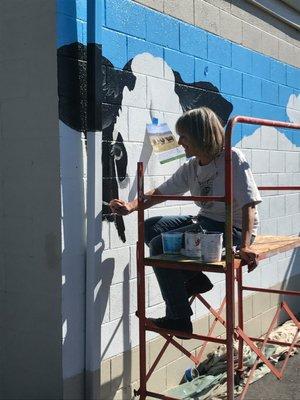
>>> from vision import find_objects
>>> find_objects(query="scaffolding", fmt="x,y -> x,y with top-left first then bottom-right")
134,116 -> 300,400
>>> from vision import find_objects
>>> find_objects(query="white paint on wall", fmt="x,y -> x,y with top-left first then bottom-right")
60,121 -> 87,379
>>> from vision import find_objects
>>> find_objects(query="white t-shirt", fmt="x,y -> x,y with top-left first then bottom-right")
157,148 -> 262,236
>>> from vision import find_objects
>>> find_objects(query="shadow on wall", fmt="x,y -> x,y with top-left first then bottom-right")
58,41 -> 233,399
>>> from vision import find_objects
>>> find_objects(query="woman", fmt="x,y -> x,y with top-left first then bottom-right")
109,107 -> 261,338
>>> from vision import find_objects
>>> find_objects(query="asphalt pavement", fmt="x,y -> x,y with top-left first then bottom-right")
237,352 -> 300,400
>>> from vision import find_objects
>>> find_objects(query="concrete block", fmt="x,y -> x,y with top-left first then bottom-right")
286,65 -> 300,90
207,34 -> 231,67
277,129 -> 293,151
164,48 -> 194,83
0,0 -> 56,60
257,197 -> 269,220
261,79 -> 278,105
293,46 -> 300,68
253,291 -> 271,317
122,72 -> 147,108
291,213 -> 300,235
277,215 -> 293,236
180,23 -> 207,59
251,150 -> 269,173
147,367 -> 167,393
101,247 -> 130,285
261,172 -> 278,195
244,314 -> 262,338
1,138 -> 59,179
102,28 -> 127,69
111,346 -> 140,389
220,67 -> 242,96
278,40 -> 294,66
1,96 -> 58,139
100,359 -> 111,398
147,76 -> 181,113
57,14 -> 86,48
270,195 -> 285,218
219,10 -> 242,44
148,274 -> 163,307
146,11 -> 179,50
232,44 -> 252,74
109,279 -> 137,321
106,0 -> 146,38
195,0 -> 220,35
3,291 -> 61,336
134,0 -> 163,11
270,151 -> 285,172
101,313 -> 138,360
261,32 -> 279,59
164,0 -> 194,25
243,74 -> 261,101
166,356 -> 191,389
285,152 -> 299,172
148,335 -> 182,372
128,107 -> 151,142
260,126 -> 277,149
195,59 -> 220,89
260,218 -> 278,236
270,60 -> 286,85
278,84 -> 293,107
2,329 -> 62,400
261,307 -> 279,335
285,193 -> 299,215
5,253 -> 61,296
252,52 -> 270,80
127,37 -> 164,72
242,22 -> 262,53
111,211 -> 138,248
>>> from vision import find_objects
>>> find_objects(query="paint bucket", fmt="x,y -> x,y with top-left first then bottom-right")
161,232 -> 183,254
184,232 -> 202,258
200,232 -> 223,262
184,367 -> 199,382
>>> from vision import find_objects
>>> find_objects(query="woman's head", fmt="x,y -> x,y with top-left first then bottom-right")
176,107 -> 225,160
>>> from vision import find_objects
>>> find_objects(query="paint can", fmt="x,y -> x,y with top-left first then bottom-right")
184,231 -> 202,258
161,232 -> 183,254
184,367 -> 199,382
200,232 -> 223,262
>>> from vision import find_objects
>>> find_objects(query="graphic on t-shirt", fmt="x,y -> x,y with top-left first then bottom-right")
198,173 -> 217,209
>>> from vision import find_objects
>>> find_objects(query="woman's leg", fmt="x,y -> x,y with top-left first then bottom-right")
145,216 -> 194,319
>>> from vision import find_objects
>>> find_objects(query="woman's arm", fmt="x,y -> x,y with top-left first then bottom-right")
239,202 -> 259,272
109,188 -> 164,215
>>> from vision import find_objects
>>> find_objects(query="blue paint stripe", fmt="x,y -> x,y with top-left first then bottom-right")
57,13 -> 87,48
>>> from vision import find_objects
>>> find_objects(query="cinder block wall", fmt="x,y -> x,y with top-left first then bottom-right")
55,0 -> 300,399
0,1 -> 62,399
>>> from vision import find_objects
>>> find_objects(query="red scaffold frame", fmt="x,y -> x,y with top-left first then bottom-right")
134,116 -> 300,400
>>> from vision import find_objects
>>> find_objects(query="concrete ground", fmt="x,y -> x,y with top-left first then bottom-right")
237,352 -> 300,400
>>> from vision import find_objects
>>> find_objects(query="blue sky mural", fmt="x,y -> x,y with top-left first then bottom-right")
56,0 -> 300,146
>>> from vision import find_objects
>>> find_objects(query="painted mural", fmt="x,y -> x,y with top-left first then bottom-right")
57,0 -> 300,380
58,43 -> 233,242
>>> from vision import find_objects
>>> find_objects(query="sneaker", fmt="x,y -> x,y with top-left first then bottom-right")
185,272 -> 213,297
148,317 -> 192,339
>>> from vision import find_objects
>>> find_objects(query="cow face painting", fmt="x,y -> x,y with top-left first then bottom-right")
58,43 -> 233,242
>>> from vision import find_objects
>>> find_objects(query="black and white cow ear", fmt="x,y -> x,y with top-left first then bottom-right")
173,71 -> 233,126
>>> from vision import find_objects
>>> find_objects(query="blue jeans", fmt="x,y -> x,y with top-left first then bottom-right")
145,215 -> 250,319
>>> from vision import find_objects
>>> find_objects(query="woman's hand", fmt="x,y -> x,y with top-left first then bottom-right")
239,247 -> 259,272
109,199 -> 133,215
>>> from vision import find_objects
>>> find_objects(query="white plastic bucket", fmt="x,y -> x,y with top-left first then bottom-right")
184,232 -> 202,258
200,232 -> 223,262
161,232 -> 183,254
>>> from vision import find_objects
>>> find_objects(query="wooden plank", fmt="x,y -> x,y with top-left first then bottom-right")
144,236 -> 300,271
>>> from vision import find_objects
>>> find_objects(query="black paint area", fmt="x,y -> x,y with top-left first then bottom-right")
57,42 -> 233,243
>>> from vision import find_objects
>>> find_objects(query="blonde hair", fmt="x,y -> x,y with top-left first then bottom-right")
175,107 -> 225,159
